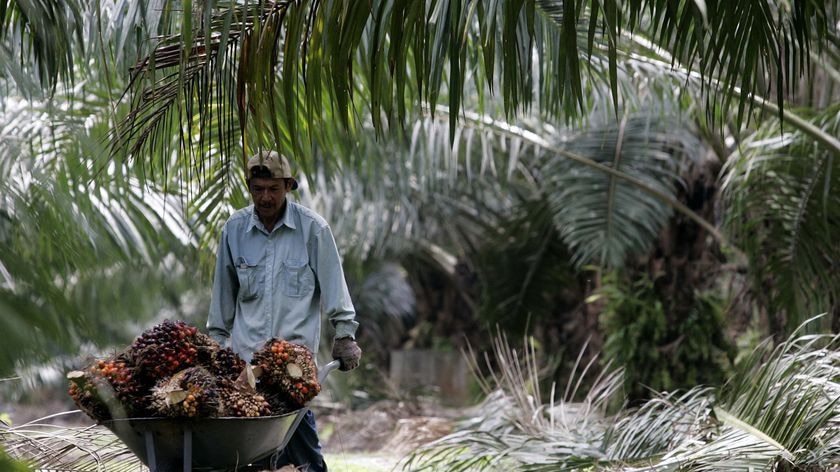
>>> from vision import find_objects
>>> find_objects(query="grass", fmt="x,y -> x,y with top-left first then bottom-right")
325,452 -> 398,472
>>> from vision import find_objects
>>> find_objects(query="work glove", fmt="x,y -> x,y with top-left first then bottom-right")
331,336 -> 362,371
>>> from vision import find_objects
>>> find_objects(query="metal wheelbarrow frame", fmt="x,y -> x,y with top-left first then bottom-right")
101,360 -> 340,472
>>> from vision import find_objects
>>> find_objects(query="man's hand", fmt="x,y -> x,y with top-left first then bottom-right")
331,337 -> 362,371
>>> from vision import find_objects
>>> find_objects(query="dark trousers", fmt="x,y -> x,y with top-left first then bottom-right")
250,410 -> 327,471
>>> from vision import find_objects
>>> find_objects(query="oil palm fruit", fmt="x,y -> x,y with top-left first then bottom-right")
193,331 -> 221,366
69,322 -> 303,421
102,352 -> 150,415
251,339 -> 320,408
151,367 -> 220,418
68,370 -> 115,422
256,385 -> 297,416
209,347 -> 246,380
67,358 -> 136,421
217,378 -> 272,417
129,320 -> 201,379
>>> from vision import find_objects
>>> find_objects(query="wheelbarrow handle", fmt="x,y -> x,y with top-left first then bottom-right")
318,359 -> 341,384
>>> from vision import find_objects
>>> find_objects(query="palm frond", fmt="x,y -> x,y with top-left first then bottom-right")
0,0 -> 170,96
545,113 -> 703,268
1,413 -> 144,471
111,1 -> 288,171
721,105 -> 840,330
401,333 -> 623,471
0,80 -> 204,374
0,448 -> 29,472
637,328 -> 840,471
0,0 -> 84,92
115,0 -> 838,168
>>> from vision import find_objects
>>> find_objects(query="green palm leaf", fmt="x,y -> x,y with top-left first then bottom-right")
0,0 -> 84,92
0,76 -> 203,374
543,113 -> 703,268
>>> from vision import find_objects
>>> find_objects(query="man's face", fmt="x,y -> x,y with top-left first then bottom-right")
249,177 -> 292,221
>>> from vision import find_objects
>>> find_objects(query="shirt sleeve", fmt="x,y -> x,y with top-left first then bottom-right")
310,225 -> 359,339
207,225 -> 237,346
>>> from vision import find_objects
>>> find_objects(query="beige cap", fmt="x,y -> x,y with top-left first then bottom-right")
246,150 -> 298,189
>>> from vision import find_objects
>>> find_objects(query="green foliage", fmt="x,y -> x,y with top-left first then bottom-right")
1,0 -> 839,428
473,198 -> 576,333
0,449 -> 30,472
0,137 -> 206,375
596,272 -> 733,400
111,0 -> 832,164
721,105 -> 840,332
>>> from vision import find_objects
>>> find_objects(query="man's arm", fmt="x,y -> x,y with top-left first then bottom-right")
207,226 -> 237,346
310,225 -> 359,339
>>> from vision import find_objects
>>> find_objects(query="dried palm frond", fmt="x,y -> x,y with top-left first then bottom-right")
402,323 -> 840,471
0,412 -> 143,471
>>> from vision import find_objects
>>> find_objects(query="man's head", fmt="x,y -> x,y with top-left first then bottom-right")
246,151 -> 298,224
246,150 -> 299,189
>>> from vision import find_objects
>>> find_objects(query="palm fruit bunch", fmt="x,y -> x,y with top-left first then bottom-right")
209,347 -> 247,380
251,339 -> 320,408
218,378 -> 272,417
102,352 -> 150,415
256,387 -> 297,416
129,320 -> 202,380
151,367 -> 221,418
67,368 -> 121,422
193,331 -> 223,365
68,353 -> 148,421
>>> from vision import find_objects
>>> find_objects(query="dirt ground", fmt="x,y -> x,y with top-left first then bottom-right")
317,399 -> 459,458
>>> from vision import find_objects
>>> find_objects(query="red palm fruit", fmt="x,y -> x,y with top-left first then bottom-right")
67,366 -> 126,422
209,347 -> 246,380
129,320 -> 203,380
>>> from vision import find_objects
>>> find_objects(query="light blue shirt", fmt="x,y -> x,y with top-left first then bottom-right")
207,201 -> 358,361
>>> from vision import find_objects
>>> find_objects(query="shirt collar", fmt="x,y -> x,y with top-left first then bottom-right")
246,201 -> 297,233
278,201 -> 297,229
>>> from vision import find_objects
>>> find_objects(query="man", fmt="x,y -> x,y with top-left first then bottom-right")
207,150 -> 362,472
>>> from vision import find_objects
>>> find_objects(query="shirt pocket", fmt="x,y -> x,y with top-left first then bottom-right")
236,256 -> 264,302
283,260 -> 314,298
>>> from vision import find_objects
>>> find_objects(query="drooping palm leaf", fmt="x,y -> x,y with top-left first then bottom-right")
0,0 -> 84,92
0,0 -> 170,96
0,77 -> 203,375
109,0 -> 835,171
543,113 -> 703,268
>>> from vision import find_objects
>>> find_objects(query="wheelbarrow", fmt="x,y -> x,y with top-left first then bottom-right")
101,360 -> 341,472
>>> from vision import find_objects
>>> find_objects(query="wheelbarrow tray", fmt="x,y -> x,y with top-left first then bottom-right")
102,412 -> 298,471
